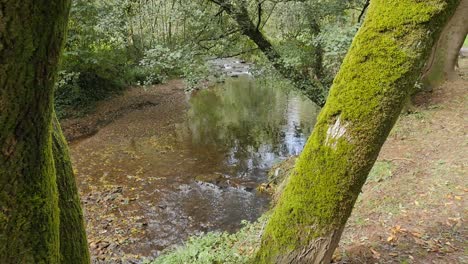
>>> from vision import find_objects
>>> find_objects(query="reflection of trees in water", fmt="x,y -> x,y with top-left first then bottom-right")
187,77 -> 318,176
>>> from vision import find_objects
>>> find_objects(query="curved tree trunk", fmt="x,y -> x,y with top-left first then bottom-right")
0,1 -> 73,263
254,0 -> 461,263
422,0 -> 468,89
209,0 -> 327,106
52,114 -> 90,264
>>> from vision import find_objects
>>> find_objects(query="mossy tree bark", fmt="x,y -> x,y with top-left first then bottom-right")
0,1 -> 90,263
255,1 -> 461,263
52,114 -> 90,264
422,0 -> 468,89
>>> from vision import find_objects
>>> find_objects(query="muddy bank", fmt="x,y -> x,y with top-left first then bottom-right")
62,80 -> 189,263
61,80 -> 186,142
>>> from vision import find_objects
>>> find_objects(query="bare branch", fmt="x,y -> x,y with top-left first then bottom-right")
256,1 -> 263,31
358,0 -> 370,22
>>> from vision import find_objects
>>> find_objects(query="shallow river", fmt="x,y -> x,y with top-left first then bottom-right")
71,77 -> 319,260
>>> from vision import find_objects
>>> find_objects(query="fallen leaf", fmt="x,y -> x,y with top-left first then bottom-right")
371,248 -> 381,259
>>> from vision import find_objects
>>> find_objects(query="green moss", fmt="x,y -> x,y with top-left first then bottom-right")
254,0 -> 460,262
0,0 -> 73,263
52,114 -> 90,264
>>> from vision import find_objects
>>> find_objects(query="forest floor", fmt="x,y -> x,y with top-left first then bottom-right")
334,59 -> 468,263
63,81 -> 188,263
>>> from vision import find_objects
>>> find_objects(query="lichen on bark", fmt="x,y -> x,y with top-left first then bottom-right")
254,0 -> 461,263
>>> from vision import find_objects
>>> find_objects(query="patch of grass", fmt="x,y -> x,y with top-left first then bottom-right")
150,215 -> 268,264
389,110 -> 432,139
351,216 -> 369,227
367,161 -> 394,183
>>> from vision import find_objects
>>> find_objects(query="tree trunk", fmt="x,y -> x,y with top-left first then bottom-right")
210,0 -> 327,107
422,0 -> 468,89
52,114 -> 90,264
254,1 -> 460,263
0,1 -> 72,263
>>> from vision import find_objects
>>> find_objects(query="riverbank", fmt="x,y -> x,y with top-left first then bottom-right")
61,80 -> 187,142
64,80 -> 190,263
152,59 -> 468,263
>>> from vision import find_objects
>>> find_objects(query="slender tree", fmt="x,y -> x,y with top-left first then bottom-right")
0,1 -> 89,263
208,0 -> 327,106
422,0 -> 468,89
255,0 -> 461,263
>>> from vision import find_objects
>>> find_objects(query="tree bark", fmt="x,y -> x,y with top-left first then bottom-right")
0,1 -> 74,263
52,114 -> 90,264
210,0 -> 327,106
422,0 -> 468,89
254,0 -> 461,263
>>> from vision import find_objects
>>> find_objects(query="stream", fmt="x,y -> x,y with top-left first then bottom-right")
70,64 -> 319,261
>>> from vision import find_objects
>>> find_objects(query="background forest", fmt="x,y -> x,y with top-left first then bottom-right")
56,0 -> 363,117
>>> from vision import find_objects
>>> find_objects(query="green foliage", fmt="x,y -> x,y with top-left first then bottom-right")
55,0 -> 215,117
139,46 -> 181,84
275,39 -> 316,72
260,0 -> 363,81
139,46 -> 209,87
55,0 -> 367,117
55,49 -> 128,117
55,0 -> 133,117
151,215 -> 268,264
319,24 -> 360,76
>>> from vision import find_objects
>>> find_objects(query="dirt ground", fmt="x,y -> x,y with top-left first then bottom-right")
61,80 -> 187,142
335,60 -> 468,263
63,80 -> 189,263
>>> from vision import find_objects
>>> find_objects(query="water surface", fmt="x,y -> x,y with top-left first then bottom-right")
71,77 -> 319,259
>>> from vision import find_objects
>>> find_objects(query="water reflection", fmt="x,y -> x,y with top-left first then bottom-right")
186,77 -> 318,180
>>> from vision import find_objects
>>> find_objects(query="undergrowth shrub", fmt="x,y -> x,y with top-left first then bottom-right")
55,43 -> 209,118
139,45 -> 209,88
55,48 -> 129,118
150,215 -> 268,264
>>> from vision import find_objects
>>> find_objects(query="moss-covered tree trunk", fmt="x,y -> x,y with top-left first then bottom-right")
52,114 -> 90,264
0,1 -> 79,263
422,0 -> 468,89
255,1 -> 461,263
